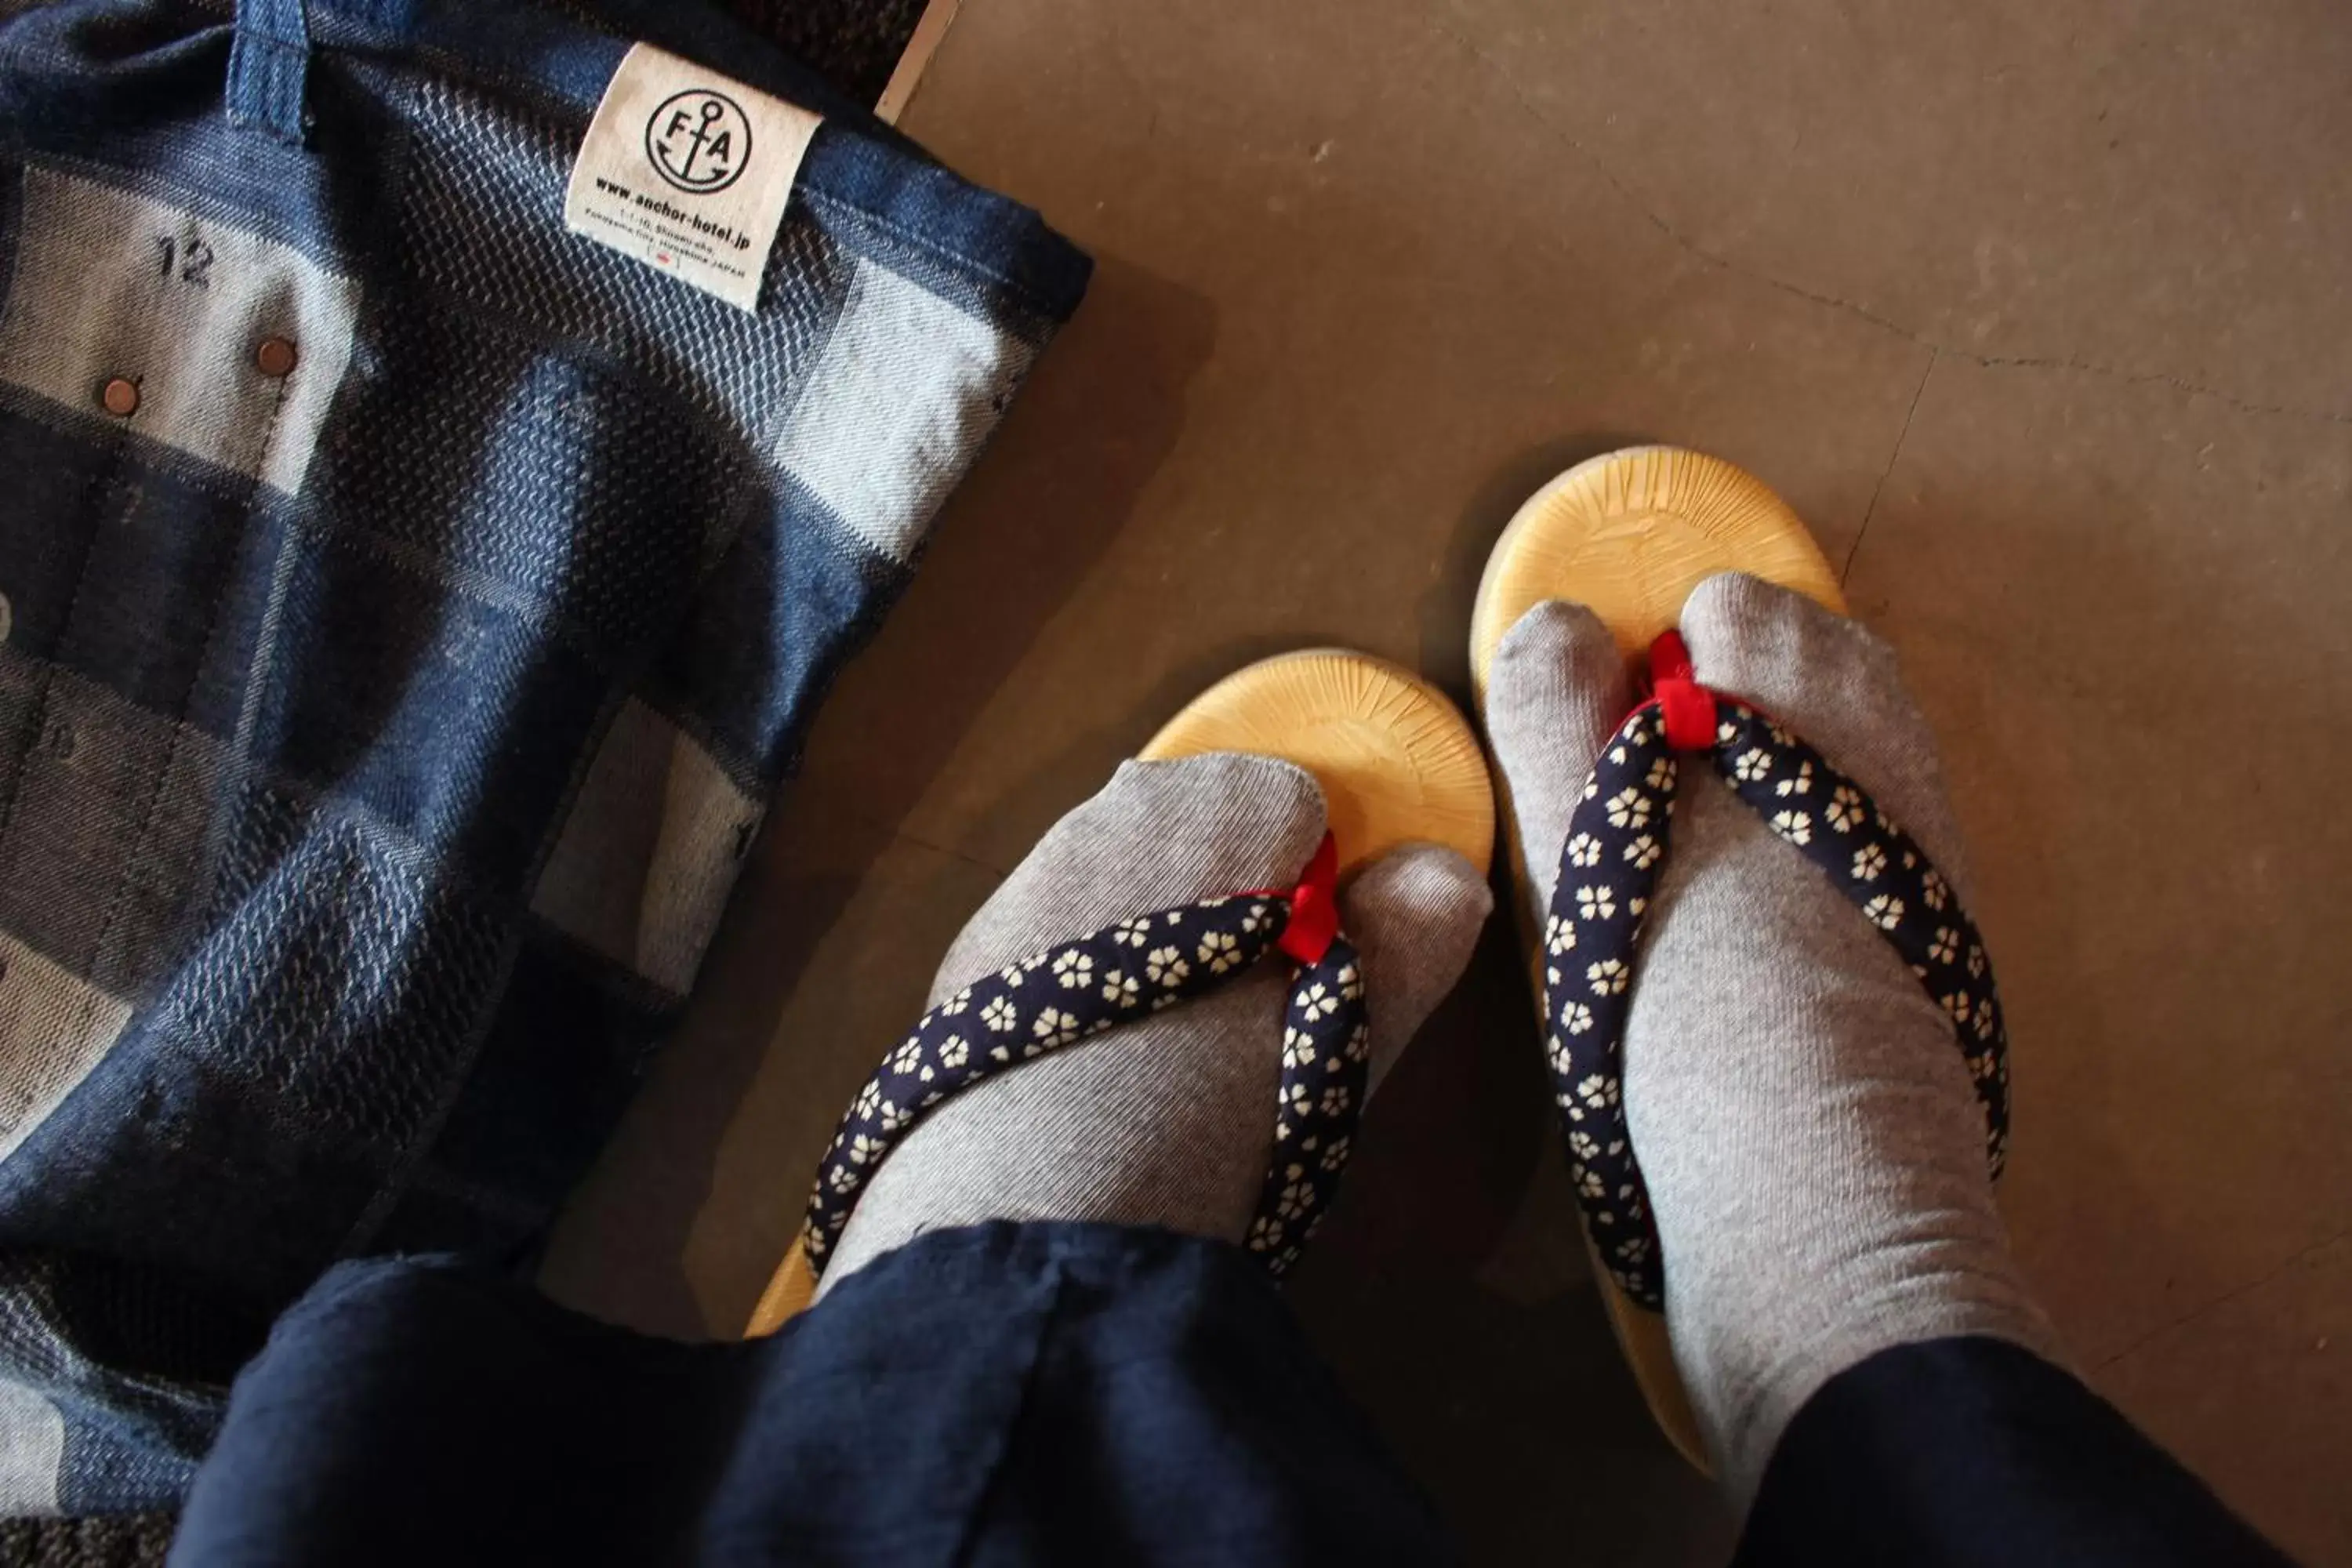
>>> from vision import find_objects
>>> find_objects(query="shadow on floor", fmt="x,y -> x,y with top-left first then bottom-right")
1287,906 -> 1731,1565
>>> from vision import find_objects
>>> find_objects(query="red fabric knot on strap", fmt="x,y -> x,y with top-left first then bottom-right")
1277,832 -> 1341,965
1648,630 -> 1719,753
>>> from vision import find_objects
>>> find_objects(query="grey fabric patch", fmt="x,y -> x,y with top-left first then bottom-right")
0,1379 -> 61,1517
0,931 -> 132,1168
0,655 -> 216,1169
0,658 -> 223,1000
772,259 -> 1035,564
530,698 -> 763,996
0,166 -> 358,494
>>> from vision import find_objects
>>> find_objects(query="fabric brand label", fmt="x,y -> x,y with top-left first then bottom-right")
563,43 -> 822,313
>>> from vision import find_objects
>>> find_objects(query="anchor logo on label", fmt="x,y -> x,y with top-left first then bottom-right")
645,89 -> 752,194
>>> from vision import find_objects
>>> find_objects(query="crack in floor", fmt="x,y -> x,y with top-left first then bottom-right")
1428,4 -> 2352,430
2090,1225 -> 2349,1374
1843,349 -> 1937,584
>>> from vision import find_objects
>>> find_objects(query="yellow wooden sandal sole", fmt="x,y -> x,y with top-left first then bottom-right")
1468,445 -> 1846,1471
1141,649 -> 1494,875
746,649 -> 1494,1338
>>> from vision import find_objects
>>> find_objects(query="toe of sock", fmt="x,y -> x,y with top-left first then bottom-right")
1679,573 -> 1972,890
1338,843 -> 1494,1090
1483,600 -> 1633,920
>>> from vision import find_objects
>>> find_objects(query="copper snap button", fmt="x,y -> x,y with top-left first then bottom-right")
100,376 -> 139,416
254,336 -> 298,378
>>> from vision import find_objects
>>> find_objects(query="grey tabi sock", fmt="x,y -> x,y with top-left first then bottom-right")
1486,577 -> 2064,1507
819,751 -> 1492,1294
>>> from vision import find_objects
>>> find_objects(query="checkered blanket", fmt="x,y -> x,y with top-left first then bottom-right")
0,0 -> 1085,1512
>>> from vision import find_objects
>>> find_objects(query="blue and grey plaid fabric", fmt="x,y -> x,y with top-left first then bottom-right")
0,0 -> 1087,1514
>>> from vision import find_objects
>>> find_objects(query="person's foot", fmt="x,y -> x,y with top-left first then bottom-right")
1485,575 -> 2064,1504
818,751 -> 1491,1290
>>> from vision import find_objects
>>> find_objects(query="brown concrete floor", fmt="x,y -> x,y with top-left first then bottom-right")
543,2 -> 2352,1560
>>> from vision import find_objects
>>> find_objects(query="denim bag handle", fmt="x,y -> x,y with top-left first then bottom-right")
227,0 -> 311,145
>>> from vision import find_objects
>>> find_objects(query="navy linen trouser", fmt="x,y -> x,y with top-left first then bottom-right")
169,1223 -> 2287,1566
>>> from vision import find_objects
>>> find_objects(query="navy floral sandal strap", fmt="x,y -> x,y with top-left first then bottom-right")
1541,632 -> 2011,1311
802,834 -> 1371,1281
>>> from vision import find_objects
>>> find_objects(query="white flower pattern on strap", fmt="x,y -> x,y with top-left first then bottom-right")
802,886 -> 1375,1287
1605,788 -> 1652,829
1275,1171 -> 1312,1219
